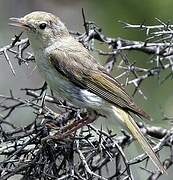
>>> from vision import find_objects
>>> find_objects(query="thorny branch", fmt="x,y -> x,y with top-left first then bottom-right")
0,10 -> 173,179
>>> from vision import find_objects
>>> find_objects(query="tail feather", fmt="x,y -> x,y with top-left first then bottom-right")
112,106 -> 166,174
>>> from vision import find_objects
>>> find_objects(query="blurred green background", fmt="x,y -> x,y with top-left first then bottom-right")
0,0 -> 173,179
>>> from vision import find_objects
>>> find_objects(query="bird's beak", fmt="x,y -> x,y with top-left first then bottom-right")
9,17 -> 31,30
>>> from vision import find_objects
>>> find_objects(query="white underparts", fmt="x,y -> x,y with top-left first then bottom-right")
80,89 -> 103,107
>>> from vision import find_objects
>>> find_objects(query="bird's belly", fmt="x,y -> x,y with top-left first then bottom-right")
34,51 -> 105,110
44,70 -> 105,109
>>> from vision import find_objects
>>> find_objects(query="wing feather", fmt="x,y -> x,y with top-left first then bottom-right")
48,41 -> 150,119
83,72 -> 150,119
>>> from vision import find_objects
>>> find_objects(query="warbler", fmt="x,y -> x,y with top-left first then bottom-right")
9,11 -> 165,173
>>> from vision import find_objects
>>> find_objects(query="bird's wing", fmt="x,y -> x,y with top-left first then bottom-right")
48,45 -> 150,119
82,70 -> 150,119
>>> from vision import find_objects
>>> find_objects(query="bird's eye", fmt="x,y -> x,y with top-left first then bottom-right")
39,23 -> 47,30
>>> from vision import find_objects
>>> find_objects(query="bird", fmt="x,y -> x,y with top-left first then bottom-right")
9,11 -> 165,173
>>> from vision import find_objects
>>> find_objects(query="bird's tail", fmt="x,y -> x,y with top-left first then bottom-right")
112,106 -> 166,174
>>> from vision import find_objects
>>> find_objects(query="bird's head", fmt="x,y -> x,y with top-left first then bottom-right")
9,11 -> 69,48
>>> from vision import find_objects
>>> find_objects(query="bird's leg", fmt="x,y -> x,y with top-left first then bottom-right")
54,110 -> 98,140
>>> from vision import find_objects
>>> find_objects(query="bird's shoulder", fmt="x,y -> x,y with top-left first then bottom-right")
47,36 -> 98,69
